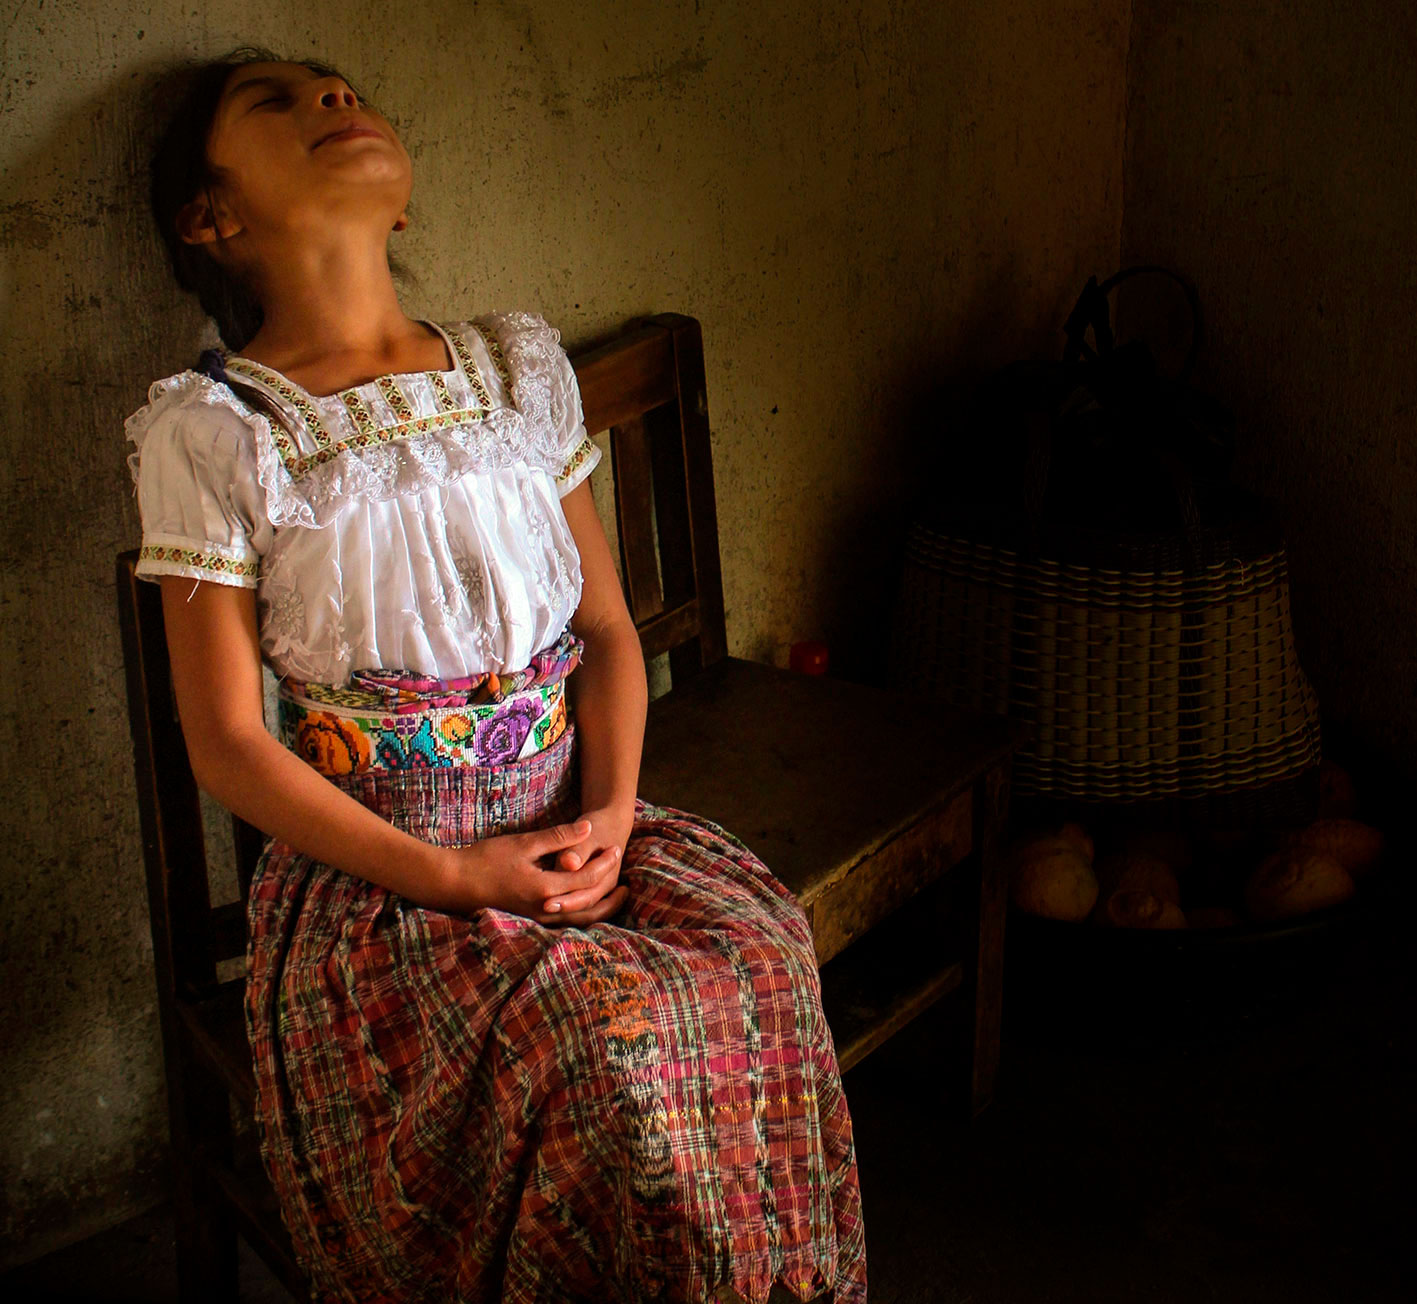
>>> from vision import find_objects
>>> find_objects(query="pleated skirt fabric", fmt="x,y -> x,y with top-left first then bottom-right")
244,721 -> 868,1304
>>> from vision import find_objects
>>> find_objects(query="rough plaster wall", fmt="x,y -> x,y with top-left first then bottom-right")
1122,0 -> 1417,770
0,0 -> 1128,1264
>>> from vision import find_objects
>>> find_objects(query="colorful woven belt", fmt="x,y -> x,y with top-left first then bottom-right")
279,629 -> 582,776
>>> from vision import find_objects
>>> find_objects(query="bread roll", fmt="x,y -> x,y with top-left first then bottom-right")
1244,851 -> 1355,922
1056,821 -> 1094,864
1011,846 -> 1099,922
1282,818 -> 1384,880
1013,822 -> 1095,865
1097,889 -> 1187,930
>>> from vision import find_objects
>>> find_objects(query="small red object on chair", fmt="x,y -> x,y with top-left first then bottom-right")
789,641 -> 829,675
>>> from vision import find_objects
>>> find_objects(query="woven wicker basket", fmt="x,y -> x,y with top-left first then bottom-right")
893,268 -> 1320,825
892,510 -> 1321,824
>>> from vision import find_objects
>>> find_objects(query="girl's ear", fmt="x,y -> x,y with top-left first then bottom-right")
176,191 -> 243,246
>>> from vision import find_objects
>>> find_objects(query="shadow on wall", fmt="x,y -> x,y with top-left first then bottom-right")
808,259 -> 1067,684
0,59 -> 217,1261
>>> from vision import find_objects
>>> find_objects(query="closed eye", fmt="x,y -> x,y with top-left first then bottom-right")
254,94 -> 290,109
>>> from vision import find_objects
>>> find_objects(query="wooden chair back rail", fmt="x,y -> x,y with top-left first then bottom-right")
117,313 -> 725,995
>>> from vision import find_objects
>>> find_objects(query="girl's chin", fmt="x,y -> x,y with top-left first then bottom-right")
301,167 -> 412,209
278,195 -> 411,238
317,154 -> 411,184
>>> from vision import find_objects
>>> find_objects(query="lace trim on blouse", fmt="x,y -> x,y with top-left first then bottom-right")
127,312 -> 581,531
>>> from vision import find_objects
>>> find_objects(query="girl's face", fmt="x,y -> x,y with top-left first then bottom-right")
184,61 -> 411,254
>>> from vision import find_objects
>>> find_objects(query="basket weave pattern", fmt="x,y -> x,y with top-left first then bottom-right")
895,524 -> 1321,808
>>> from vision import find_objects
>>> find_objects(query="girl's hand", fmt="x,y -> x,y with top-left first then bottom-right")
541,803 -> 636,917
433,818 -> 628,926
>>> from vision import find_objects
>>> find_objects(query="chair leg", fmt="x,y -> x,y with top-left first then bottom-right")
168,1059 -> 240,1304
173,1178 -> 239,1304
967,764 -> 1011,1117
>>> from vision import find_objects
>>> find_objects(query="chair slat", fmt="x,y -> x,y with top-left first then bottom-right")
641,398 -> 695,608
653,314 -> 727,671
178,979 -> 255,1108
635,598 -> 702,662
232,815 -> 267,904
209,900 -> 248,963
609,414 -> 666,623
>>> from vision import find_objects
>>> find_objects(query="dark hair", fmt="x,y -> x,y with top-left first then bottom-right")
148,47 -> 354,351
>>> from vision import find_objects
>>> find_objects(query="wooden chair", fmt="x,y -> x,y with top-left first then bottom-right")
117,312 -> 1022,1303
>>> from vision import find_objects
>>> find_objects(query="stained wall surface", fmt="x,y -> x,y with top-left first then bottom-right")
0,0 -> 1129,1263
1122,0 -> 1417,771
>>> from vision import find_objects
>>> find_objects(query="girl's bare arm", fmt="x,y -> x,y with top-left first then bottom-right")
156,576 -> 618,919
551,478 -> 647,890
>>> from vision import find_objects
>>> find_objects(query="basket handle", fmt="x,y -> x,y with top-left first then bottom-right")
1063,264 -> 1203,381
1025,266 -> 1207,539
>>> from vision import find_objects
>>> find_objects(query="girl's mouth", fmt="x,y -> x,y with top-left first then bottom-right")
314,124 -> 385,149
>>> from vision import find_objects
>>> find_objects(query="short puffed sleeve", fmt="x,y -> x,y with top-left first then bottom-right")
126,375 -> 273,588
547,336 -> 601,498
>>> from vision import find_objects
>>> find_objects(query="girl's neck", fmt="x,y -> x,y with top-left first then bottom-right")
238,238 -> 440,392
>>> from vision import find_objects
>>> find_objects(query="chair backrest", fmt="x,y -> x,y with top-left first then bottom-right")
572,312 -> 727,679
117,312 -> 725,1000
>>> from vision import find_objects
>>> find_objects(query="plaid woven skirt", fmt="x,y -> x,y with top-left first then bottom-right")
244,720 -> 868,1304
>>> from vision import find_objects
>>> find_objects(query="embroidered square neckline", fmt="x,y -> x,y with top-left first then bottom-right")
226,320 -> 464,402
221,320 -> 517,480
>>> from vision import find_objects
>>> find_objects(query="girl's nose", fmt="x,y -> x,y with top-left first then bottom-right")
318,83 -> 358,109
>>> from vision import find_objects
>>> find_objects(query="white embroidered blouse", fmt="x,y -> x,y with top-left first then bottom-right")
126,311 -> 601,684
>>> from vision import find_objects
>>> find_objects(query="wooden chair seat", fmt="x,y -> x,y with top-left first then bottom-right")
118,312 -> 1020,1302
642,655 -> 1011,958
640,653 -> 1020,1078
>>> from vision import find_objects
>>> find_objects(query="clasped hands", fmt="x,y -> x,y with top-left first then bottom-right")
432,803 -> 634,926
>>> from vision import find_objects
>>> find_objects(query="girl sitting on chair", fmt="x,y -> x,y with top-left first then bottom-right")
128,48 -> 866,1304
